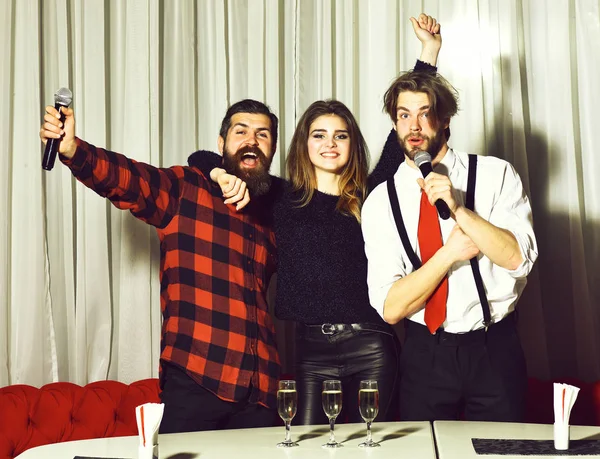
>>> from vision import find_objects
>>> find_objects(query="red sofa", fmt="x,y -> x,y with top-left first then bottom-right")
2,377 -> 600,459
0,379 -> 160,459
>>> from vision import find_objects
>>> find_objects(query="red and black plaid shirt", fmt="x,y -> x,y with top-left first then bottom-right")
63,138 -> 280,408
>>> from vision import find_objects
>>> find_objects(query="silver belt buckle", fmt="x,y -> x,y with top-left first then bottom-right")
321,323 -> 335,335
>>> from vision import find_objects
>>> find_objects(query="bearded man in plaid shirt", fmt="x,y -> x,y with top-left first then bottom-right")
40,99 -> 282,432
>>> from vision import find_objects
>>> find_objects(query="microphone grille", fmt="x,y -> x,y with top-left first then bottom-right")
54,87 -> 73,106
414,151 -> 432,168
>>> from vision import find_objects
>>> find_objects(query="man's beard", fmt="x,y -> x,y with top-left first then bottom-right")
222,145 -> 272,197
397,128 -> 446,163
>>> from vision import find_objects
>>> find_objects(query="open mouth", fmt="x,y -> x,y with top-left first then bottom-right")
408,137 -> 425,147
241,152 -> 259,167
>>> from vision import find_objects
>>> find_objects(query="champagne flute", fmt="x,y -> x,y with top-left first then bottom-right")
321,379 -> 343,448
358,380 -> 380,447
276,380 -> 299,447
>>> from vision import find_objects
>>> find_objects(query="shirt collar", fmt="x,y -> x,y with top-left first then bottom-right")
398,147 -> 457,182
437,147 -> 457,176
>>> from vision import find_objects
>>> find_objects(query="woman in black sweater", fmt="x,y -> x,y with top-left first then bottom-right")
275,99 -> 403,424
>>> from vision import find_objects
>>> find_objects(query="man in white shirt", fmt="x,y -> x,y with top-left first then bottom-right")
361,71 -> 538,421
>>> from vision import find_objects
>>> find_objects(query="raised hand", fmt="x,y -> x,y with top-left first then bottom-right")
411,13 -> 442,66
410,13 -> 441,46
39,105 -> 77,158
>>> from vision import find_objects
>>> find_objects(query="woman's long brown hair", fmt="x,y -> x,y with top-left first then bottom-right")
286,100 -> 369,222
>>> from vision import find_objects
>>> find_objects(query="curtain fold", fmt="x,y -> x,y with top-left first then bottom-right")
10,0 -> 54,386
1,0 -> 599,387
0,0 -> 13,387
109,0 -> 160,384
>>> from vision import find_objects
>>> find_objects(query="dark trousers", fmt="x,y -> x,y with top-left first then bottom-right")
294,323 -> 401,425
399,314 -> 527,422
159,362 -> 277,433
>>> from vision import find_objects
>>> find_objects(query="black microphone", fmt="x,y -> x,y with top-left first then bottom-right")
42,87 -> 73,171
414,151 -> 451,220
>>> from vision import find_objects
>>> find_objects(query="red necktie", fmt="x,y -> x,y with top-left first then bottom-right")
417,191 -> 448,334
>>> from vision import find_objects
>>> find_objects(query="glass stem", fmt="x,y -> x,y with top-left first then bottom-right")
366,421 -> 372,443
285,421 -> 291,442
329,418 -> 336,443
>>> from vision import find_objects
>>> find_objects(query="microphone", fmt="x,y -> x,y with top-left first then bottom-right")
42,87 -> 73,171
414,151 -> 451,220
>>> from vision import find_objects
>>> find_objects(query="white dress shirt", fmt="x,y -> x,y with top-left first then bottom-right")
361,148 -> 538,333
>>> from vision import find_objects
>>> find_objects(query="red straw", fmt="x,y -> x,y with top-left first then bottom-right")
141,405 -> 146,446
562,388 -> 566,421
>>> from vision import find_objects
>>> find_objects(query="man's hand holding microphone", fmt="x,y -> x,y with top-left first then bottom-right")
40,88 -> 77,167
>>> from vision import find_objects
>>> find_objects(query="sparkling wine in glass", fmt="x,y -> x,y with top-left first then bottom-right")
322,379 -> 343,448
358,380 -> 380,447
276,380 -> 299,448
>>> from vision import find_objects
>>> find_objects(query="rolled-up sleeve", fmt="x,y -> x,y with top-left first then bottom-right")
488,161 -> 538,278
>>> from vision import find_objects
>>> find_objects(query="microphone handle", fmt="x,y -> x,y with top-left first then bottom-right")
418,162 -> 452,220
42,103 -> 68,171
435,199 -> 451,220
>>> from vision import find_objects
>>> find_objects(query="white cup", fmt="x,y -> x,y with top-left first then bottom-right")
553,423 -> 570,450
138,444 -> 159,459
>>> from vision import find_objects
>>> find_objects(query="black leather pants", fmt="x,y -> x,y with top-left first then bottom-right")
294,323 -> 401,425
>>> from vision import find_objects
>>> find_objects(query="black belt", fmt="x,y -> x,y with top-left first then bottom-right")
297,322 -> 393,336
404,313 -> 516,346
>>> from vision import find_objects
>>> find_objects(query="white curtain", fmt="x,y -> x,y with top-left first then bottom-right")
1,0 -> 599,387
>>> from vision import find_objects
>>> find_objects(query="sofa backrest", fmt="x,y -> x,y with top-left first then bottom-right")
0,379 -> 160,459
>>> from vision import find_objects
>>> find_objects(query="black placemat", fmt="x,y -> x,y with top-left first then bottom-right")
472,438 -> 600,456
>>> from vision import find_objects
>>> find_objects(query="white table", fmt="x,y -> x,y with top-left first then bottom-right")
434,421 -> 600,458
15,421 -> 435,459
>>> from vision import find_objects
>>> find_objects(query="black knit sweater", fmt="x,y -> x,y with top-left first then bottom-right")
274,125 -> 410,324
273,184 -> 384,324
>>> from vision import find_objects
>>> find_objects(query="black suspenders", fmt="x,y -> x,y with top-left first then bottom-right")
386,154 -> 492,327
387,179 -> 422,270
466,154 -> 492,326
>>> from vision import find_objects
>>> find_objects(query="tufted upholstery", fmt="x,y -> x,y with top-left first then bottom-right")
0,379 -> 160,459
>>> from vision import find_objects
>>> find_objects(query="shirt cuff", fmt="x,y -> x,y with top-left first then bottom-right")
369,282 -> 395,320
59,137 -> 88,172
414,59 -> 437,73
497,229 -> 536,279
